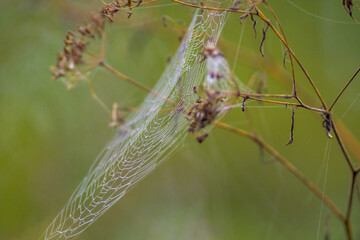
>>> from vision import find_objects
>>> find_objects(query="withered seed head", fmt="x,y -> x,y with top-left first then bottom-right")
52,12 -> 105,80
186,88 -> 224,143
52,0 -> 143,80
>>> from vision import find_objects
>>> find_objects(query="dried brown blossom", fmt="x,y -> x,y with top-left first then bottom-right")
102,1 -> 121,21
102,0 -> 142,21
52,0 -> 144,80
186,87 -> 224,143
51,12 -> 105,80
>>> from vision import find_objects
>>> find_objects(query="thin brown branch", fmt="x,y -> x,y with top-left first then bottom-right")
213,121 -> 346,222
171,0 -> 328,110
243,96 -> 328,114
253,7 -> 328,110
332,123 -> 356,171
344,173 -> 357,240
345,222 -> 353,240
171,0 -> 252,14
221,37 -> 360,161
333,118 -> 360,163
95,4 -> 357,237
123,0 -> 159,10
100,62 -> 175,106
346,172 -> 358,220
224,91 -> 293,99
88,78 -> 111,113
246,96 -> 299,107
219,38 -> 360,162
223,90 -> 328,113
329,67 -> 360,111
263,1 -> 297,97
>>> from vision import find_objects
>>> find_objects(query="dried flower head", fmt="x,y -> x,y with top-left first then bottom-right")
102,0 -> 143,20
186,87 -> 225,143
102,1 -> 122,21
51,0 -> 144,82
51,12 -> 106,81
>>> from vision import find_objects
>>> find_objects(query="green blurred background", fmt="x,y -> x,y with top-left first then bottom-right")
0,0 -> 359,239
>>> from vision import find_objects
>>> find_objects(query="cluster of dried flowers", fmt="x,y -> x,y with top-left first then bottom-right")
186,87 -> 225,143
102,0 -> 143,21
51,0 -> 143,80
51,12 -> 105,80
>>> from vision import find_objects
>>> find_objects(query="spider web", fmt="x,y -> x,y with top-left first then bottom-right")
42,1 -> 248,239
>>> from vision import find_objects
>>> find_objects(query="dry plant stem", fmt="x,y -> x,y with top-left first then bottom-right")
99,3 -> 357,237
243,96 -> 328,114
224,91 -> 293,99
51,1 -> 359,238
345,172 -> 359,234
213,121 -> 346,222
244,93 -> 292,98
220,39 -> 360,162
332,121 -> 358,240
253,7 -> 327,110
172,2 -> 358,234
222,91 -> 327,113
171,0 -> 253,14
99,62 -> 175,105
99,60 -> 355,238
333,123 -> 357,169
328,122 -> 358,240
172,1 -> 358,174
172,0 -> 327,109
99,63 -> 311,112
329,67 -> 360,111
246,96 -> 300,106
78,63 -> 98,73
263,1 -> 297,96
88,79 -> 111,113
345,222 -> 353,240
218,37 -> 315,104
334,118 -> 360,162
123,0 -> 159,10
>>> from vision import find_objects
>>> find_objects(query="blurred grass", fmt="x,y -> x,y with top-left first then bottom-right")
0,0 -> 359,239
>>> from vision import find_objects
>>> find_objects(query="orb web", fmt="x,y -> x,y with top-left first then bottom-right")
42,1 -> 249,239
